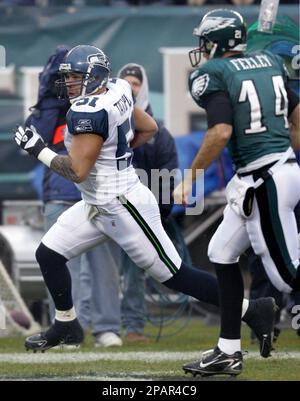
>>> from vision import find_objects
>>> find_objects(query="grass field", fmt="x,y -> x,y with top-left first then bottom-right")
0,319 -> 299,381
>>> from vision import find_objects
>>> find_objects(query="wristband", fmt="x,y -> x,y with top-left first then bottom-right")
37,147 -> 57,168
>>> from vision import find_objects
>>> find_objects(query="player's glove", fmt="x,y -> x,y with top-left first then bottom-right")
14,125 -> 46,158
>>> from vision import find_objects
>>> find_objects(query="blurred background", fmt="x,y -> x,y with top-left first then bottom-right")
0,2 -> 298,197
0,2 -> 298,340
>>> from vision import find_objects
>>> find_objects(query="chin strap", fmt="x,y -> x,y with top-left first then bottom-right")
209,43 -> 218,60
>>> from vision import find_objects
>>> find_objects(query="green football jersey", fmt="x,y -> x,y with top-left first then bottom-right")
189,51 -> 291,170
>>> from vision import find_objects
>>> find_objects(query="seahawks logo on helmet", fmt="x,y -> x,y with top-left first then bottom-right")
87,53 -> 110,69
191,74 -> 210,100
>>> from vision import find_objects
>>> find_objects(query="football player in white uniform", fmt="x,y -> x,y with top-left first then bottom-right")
15,45 -> 276,354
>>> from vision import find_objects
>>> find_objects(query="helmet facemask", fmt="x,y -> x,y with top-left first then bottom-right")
55,63 -> 109,101
189,36 -> 218,67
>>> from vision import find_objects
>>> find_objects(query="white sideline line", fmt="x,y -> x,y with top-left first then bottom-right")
0,372 -> 177,381
0,351 -> 299,364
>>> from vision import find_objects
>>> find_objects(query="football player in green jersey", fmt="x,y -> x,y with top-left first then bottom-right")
174,9 -> 300,377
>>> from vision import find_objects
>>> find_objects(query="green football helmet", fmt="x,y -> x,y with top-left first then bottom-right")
189,9 -> 247,67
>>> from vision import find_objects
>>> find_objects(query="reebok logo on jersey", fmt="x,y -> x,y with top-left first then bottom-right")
75,119 -> 93,133
191,74 -> 210,100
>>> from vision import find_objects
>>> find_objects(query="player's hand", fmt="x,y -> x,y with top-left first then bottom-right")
173,180 -> 192,206
14,125 -> 45,158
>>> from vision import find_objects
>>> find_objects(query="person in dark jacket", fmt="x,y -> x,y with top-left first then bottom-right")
26,46 -> 79,204
118,64 -> 193,342
78,63 -> 194,344
26,46 -> 83,321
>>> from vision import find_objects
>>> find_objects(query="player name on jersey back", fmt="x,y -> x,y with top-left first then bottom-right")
229,54 -> 273,71
113,94 -> 132,116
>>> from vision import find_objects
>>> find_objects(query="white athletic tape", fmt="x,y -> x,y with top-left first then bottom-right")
37,147 -> 57,168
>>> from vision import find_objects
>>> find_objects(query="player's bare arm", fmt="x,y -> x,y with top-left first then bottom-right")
14,125 -> 103,184
289,103 -> 300,151
130,105 -> 158,148
187,123 -> 232,179
50,134 -> 104,183
173,123 -> 232,205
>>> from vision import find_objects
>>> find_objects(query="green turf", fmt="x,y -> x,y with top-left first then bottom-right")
0,319 -> 299,381
1,359 -> 300,381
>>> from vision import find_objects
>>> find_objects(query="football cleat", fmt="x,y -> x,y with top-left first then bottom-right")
243,297 -> 277,358
25,318 -> 84,352
183,347 -> 243,377
273,326 -> 281,343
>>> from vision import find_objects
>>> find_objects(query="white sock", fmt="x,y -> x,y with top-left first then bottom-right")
241,299 -> 249,318
218,338 -> 241,355
55,307 -> 76,322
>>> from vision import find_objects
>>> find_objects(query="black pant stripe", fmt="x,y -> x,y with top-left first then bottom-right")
254,175 -> 295,288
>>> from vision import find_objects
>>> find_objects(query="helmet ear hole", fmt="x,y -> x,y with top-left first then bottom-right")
228,39 -> 234,47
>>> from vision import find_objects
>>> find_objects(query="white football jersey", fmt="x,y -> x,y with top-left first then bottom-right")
65,78 -> 139,205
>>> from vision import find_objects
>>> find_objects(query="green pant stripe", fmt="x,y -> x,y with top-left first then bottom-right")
118,196 -> 178,275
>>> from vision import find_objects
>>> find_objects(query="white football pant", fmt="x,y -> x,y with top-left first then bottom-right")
208,163 -> 300,293
42,182 -> 182,283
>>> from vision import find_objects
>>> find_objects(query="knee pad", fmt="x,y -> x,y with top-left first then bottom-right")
35,243 -> 72,311
36,242 -> 67,268
207,238 -> 219,262
35,242 -> 50,266
208,235 -> 240,265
